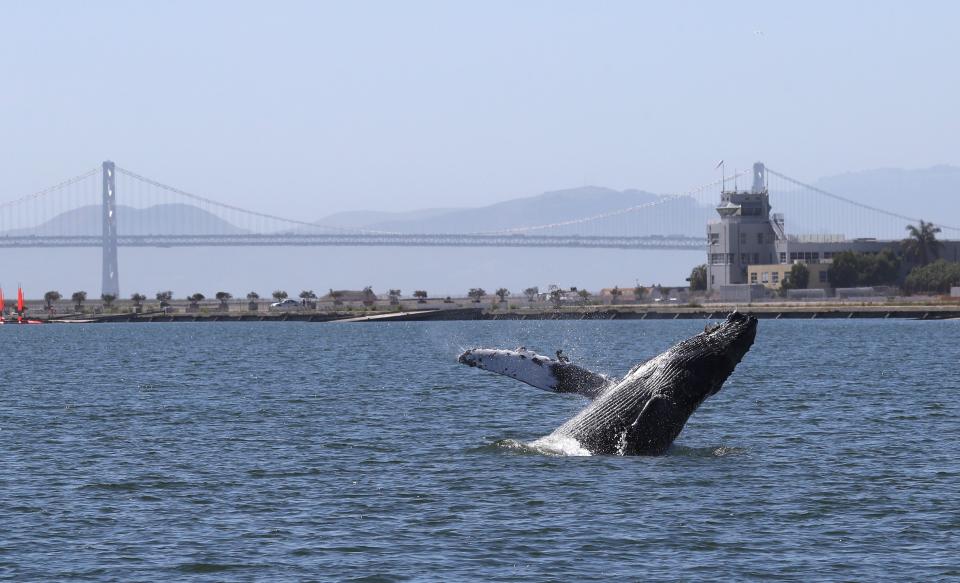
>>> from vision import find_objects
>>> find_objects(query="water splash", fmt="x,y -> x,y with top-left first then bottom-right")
526,434 -> 592,456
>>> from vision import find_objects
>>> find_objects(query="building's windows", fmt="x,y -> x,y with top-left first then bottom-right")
709,253 -> 734,265
819,271 -> 828,283
761,272 -> 769,283
772,272 -> 779,284
824,251 -> 833,259
708,233 -> 719,245
812,252 -> 820,263
741,253 -> 749,265
750,272 -> 758,284
789,252 -> 798,261
757,233 -> 764,244
710,274 -> 715,285
779,252 -> 787,264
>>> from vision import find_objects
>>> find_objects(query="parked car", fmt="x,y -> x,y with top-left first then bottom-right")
270,298 -> 299,309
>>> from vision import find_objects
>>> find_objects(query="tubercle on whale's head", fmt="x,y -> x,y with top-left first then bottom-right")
712,310 -> 758,354
707,311 -> 757,362
680,310 -> 758,400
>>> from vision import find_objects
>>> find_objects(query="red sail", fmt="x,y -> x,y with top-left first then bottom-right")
17,286 -> 24,312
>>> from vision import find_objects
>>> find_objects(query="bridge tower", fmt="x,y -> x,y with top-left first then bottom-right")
101,161 -> 120,298
751,162 -> 766,193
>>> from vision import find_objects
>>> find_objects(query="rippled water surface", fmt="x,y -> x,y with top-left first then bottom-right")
3,319 -> 959,581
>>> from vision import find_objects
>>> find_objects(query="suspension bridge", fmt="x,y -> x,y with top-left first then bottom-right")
1,161 -> 956,296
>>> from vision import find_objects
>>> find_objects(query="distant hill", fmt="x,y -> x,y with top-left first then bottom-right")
311,207 -> 459,230
307,168 -> 960,239
814,165 -> 960,225
1,204 -> 247,236
313,186 -> 714,237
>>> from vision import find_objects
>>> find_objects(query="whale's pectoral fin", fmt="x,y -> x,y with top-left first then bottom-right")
458,348 -> 611,399
622,396 -> 688,456
551,362 -> 611,399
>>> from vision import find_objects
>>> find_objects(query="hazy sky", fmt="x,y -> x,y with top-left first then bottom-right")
2,0 -> 958,220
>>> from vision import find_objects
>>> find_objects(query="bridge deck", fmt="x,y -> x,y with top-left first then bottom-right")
0,233 -> 706,250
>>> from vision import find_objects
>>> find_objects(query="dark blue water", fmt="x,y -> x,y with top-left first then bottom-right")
3,320 -> 959,581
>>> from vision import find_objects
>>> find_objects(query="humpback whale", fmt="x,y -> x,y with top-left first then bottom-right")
458,311 -> 757,455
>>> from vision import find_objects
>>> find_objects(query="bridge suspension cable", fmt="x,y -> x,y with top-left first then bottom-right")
114,166 -> 391,235
766,168 -> 960,234
482,169 -> 751,235
0,167 -> 99,210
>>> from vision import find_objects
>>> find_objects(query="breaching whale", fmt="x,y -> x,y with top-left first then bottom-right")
458,311 -> 757,455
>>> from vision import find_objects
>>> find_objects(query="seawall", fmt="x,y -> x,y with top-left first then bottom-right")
41,304 -> 960,323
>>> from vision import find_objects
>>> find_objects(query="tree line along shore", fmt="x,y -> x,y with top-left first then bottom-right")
6,222 -> 959,321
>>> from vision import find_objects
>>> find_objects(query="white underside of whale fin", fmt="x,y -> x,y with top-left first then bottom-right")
459,348 -> 562,391
458,348 -> 611,398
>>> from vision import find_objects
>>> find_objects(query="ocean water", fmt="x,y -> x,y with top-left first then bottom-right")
2,319 -> 958,581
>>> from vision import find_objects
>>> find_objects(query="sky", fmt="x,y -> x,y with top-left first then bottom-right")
0,1 -> 958,296
2,0 -> 958,218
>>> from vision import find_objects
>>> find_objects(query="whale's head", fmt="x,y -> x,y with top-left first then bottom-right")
673,311 -> 757,402
705,310 -> 758,364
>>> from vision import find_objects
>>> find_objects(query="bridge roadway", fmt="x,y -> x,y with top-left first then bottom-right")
0,233 -> 706,250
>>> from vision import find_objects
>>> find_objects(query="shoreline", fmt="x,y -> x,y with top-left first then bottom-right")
25,304 -> 960,323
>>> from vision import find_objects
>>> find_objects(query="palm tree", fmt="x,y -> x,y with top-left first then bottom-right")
44,290 -> 62,311
101,294 -> 117,310
549,288 -> 563,308
246,291 -> 260,311
387,289 -> 402,306
633,285 -> 648,302
687,264 -> 707,291
362,286 -> 376,307
272,290 -> 288,302
523,287 -> 539,302
131,293 -> 147,312
215,291 -> 232,311
188,293 -> 205,311
609,286 -> 622,305
156,291 -> 173,308
71,291 -> 87,312
903,220 -> 943,266
413,290 -> 428,303
468,288 -> 486,303
495,288 -> 510,303
577,289 -> 591,305
300,290 -> 318,309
